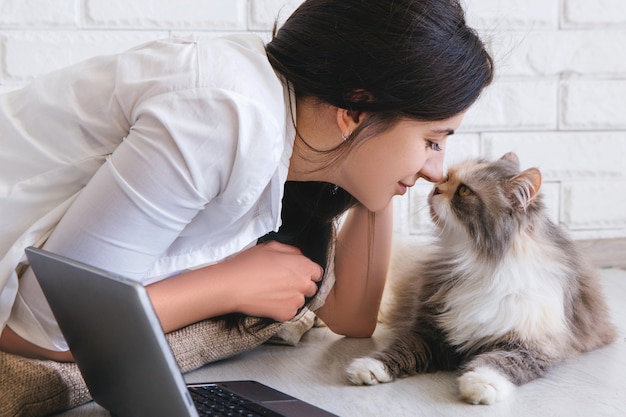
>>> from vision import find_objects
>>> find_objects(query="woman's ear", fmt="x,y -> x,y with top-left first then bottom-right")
336,108 -> 365,139
337,88 -> 372,138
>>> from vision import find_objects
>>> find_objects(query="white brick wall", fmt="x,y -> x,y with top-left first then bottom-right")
458,0 -> 626,240
1,0 -> 624,240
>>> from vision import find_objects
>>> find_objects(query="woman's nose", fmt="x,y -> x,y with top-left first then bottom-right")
419,155 -> 445,183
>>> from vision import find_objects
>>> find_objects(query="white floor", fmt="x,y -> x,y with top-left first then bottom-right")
56,267 -> 626,417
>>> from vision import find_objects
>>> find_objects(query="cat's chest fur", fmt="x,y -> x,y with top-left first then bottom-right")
433,241 -> 568,351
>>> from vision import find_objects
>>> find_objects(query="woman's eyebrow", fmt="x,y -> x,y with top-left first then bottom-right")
431,128 -> 455,136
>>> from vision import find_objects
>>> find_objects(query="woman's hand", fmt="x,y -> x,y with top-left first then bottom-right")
148,241 -> 323,332
220,241 -> 323,322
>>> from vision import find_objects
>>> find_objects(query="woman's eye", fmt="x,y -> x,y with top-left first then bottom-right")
457,185 -> 472,197
427,140 -> 442,151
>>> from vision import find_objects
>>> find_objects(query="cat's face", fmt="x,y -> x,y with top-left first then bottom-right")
428,153 -> 543,256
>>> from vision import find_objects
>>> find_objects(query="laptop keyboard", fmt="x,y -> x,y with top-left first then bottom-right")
189,385 -> 284,417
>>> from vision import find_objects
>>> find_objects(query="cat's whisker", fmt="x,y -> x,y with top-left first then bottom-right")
412,199 -> 448,239
412,199 -> 431,214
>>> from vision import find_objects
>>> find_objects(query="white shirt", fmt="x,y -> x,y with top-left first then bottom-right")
0,34 -> 296,350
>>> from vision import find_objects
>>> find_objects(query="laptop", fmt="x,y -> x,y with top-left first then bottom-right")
25,246 -> 339,417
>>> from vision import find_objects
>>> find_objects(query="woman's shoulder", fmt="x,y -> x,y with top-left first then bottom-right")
193,34 -> 285,105
117,34 -> 286,118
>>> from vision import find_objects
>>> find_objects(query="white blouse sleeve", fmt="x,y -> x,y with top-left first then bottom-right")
42,87 -> 275,277
9,86 -> 283,350
4,34 -> 291,350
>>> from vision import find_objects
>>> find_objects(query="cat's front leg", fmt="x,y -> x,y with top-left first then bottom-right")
458,345 -> 555,404
457,366 -> 516,405
346,356 -> 394,385
346,332 -> 438,385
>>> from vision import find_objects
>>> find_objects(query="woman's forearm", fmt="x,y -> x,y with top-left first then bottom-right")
146,263 -> 237,333
147,241 -> 323,333
316,202 -> 393,337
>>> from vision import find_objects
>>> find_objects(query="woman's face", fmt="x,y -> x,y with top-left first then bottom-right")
338,113 -> 465,212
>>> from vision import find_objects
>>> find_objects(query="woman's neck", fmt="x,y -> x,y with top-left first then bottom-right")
287,98 -> 342,183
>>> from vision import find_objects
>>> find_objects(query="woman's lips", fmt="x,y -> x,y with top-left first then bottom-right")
397,182 -> 409,195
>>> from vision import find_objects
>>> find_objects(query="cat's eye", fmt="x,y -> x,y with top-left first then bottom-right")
457,185 -> 472,197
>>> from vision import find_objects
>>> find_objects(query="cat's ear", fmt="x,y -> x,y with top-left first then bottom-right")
507,168 -> 542,211
500,152 -> 520,169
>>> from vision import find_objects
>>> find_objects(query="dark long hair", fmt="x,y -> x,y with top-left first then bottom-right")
220,0 -> 493,332
266,0 -> 493,120
267,0 -> 493,169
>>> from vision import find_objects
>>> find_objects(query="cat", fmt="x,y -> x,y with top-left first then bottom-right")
346,152 -> 617,404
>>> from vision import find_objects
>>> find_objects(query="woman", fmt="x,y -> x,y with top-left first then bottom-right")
0,0 -> 493,362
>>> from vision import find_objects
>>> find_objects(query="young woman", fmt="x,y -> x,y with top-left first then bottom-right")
0,0 -> 493,362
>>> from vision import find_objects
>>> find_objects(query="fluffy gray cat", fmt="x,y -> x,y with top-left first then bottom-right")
346,152 -> 616,404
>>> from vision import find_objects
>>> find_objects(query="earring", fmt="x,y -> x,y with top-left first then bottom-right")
341,131 -> 352,142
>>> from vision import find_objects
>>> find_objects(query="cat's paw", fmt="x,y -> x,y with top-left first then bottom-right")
458,367 -> 515,405
346,357 -> 394,385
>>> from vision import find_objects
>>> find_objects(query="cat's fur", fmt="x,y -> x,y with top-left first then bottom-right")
346,152 -> 616,404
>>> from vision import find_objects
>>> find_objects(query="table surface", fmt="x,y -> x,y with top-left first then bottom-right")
55,268 -> 626,417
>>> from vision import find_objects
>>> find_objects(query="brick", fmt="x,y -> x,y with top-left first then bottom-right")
561,80 -> 626,130
493,30 -> 626,77
482,131 -> 626,180
443,133 -> 481,168
2,31 -> 166,81
465,0 -> 559,29
540,183 -> 560,225
248,0 -> 304,31
563,0 -> 626,27
84,0 -> 246,30
561,181 -> 626,231
0,0 -> 78,27
251,0 -> 561,31
462,79 -> 558,131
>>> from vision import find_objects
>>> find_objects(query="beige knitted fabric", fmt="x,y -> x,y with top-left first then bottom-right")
0,353 -> 91,417
0,318 -> 280,417
167,318 -> 280,373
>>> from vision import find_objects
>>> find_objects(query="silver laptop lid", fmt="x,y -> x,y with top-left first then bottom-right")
25,246 -> 198,417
